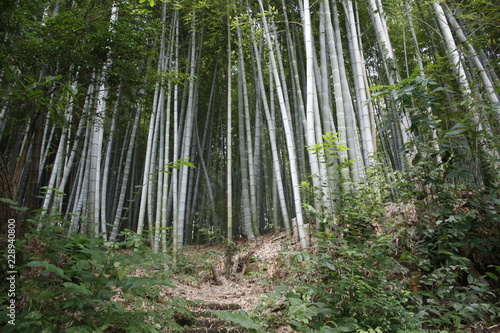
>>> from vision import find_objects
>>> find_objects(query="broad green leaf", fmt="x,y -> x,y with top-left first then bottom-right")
0,197 -> 28,211
27,260 -> 69,279
118,266 -> 126,281
0,197 -> 18,205
443,125 -> 467,137
324,262 -> 336,271
274,284 -> 289,292
215,310 -> 261,330
63,282 -> 93,295
10,205 -> 29,212
121,276 -> 176,289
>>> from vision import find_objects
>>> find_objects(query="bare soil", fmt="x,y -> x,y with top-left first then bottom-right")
114,232 -> 296,332
165,232 -> 289,312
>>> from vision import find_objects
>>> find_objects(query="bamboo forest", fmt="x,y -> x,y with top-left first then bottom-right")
1,0 -> 499,331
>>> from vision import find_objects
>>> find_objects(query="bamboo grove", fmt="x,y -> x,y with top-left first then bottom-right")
1,0 -> 498,261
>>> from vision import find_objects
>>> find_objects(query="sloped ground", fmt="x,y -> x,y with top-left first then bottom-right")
118,232 -> 295,332
164,233 -> 293,332
117,202 -> 500,332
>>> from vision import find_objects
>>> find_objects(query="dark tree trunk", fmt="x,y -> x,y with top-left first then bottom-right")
0,154 -> 17,253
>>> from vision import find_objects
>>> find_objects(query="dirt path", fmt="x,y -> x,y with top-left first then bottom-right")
155,233 -> 296,332
114,232 -> 295,331
165,232 -> 288,311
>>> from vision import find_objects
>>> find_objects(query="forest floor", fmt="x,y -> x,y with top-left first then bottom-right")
167,235 -> 283,311
116,227 -> 500,333
122,232 -> 297,332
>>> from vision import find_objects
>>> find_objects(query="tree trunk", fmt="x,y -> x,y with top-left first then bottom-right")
0,155 -> 18,255
258,0 -> 307,249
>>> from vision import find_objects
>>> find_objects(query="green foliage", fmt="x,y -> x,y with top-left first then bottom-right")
0,68 -> 76,125
400,185 -> 500,329
370,65 -> 500,187
0,221 -> 189,332
196,227 -> 225,244
216,310 -> 262,331
160,158 -> 197,173
258,161 -> 500,331
0,197 -> 30,212
259,232 -> 416,332
308,131 -> 350,169
357,328 -> 383,333
139,0 -> 156,6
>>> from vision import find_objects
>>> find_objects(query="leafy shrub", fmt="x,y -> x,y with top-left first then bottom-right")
0,223 -> 190,332
259,231 -> 418,332
216,310 -> 263,332
402,186 -> 500,329
259,170 -> 500,332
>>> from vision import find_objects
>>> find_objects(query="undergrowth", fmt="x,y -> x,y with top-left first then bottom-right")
240,173 -> 500,332
0,223 -> 192,332
1,168 -> 499,333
